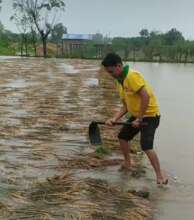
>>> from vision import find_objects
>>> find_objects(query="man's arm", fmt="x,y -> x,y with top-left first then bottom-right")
106,102 -> 128,126
132,87 -> 149,128
137,87 -> 150,120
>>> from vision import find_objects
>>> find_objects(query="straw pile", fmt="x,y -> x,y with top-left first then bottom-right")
1,172 -> 152,220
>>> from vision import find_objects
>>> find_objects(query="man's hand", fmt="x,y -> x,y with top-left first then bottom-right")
132,118 -> 142,128
105,104 -> 127,126
105,117 -> 117,126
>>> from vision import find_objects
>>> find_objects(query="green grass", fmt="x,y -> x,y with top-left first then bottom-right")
95,145 -> 111,158
0,43 -> 16,55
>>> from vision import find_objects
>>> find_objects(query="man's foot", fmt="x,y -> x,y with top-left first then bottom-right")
118,160 -> 136,172
157,177 -> 168,185
118,164 -> 131,172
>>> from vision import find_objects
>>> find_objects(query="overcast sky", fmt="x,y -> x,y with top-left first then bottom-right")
0,0 -> 194,39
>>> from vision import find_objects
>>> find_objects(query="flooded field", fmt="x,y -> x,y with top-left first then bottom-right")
0,57 -> 152,220
1,57 -> 194,220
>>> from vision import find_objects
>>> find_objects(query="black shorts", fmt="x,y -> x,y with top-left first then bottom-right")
118,115 -> 160,151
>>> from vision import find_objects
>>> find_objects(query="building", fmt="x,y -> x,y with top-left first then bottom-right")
94,42 -> 112,58
61,34 -> 93,57
61,34 -> 112,58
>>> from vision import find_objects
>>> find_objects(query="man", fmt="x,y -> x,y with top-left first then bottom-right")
102,53 -> 168,185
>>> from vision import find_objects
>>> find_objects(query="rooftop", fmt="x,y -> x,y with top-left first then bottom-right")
62,34 -> 93,40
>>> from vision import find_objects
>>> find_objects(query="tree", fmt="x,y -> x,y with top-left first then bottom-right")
0,0 -> 2,11
143,31 -> 164,61
12,0 -> 65,57
50,22 -> 67,43
164,28 -> 184,45
189,41 -> 194,62
149,30 -> 161,38
50,22 -> 67,56
144,39 -> 163,61
93,33 -> 104,43
0,21 -> 4,32
11,1 -> 31,56
139,29 -> 149,38
30,27 -> 39,56
181,41 -> 191,63
112,37 -> 129,59
130,37 -> 145,61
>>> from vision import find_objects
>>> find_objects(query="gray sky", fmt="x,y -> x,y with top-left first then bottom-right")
0,0 -> 194,39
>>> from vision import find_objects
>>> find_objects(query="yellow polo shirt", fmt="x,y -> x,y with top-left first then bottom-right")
116,69 -> 160,117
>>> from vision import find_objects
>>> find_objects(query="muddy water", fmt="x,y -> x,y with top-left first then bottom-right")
0,57 -> 130,219
0,57 -> 109,176
0,57 -> 193,219
0,58 -> 84,206
132,62 -> 194,219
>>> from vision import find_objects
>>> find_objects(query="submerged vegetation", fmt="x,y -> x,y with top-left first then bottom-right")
0,58 -> 152,219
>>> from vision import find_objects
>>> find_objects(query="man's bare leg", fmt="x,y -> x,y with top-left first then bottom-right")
144,149 -> 168,184
119,139 -> 135,170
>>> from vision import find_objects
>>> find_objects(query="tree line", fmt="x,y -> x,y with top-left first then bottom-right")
0,0 -> 66,57
1,0 -> 194,62
111,28 -> 194,63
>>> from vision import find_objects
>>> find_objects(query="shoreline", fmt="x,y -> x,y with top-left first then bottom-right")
1,54 -> 194,64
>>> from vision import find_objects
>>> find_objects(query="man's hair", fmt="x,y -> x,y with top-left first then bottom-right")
101,53 -> 122,67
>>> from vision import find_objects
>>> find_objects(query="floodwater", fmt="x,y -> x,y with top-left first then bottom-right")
0,56 -> 193,219
0,56 -> 153,219
131,62 -> 194,219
